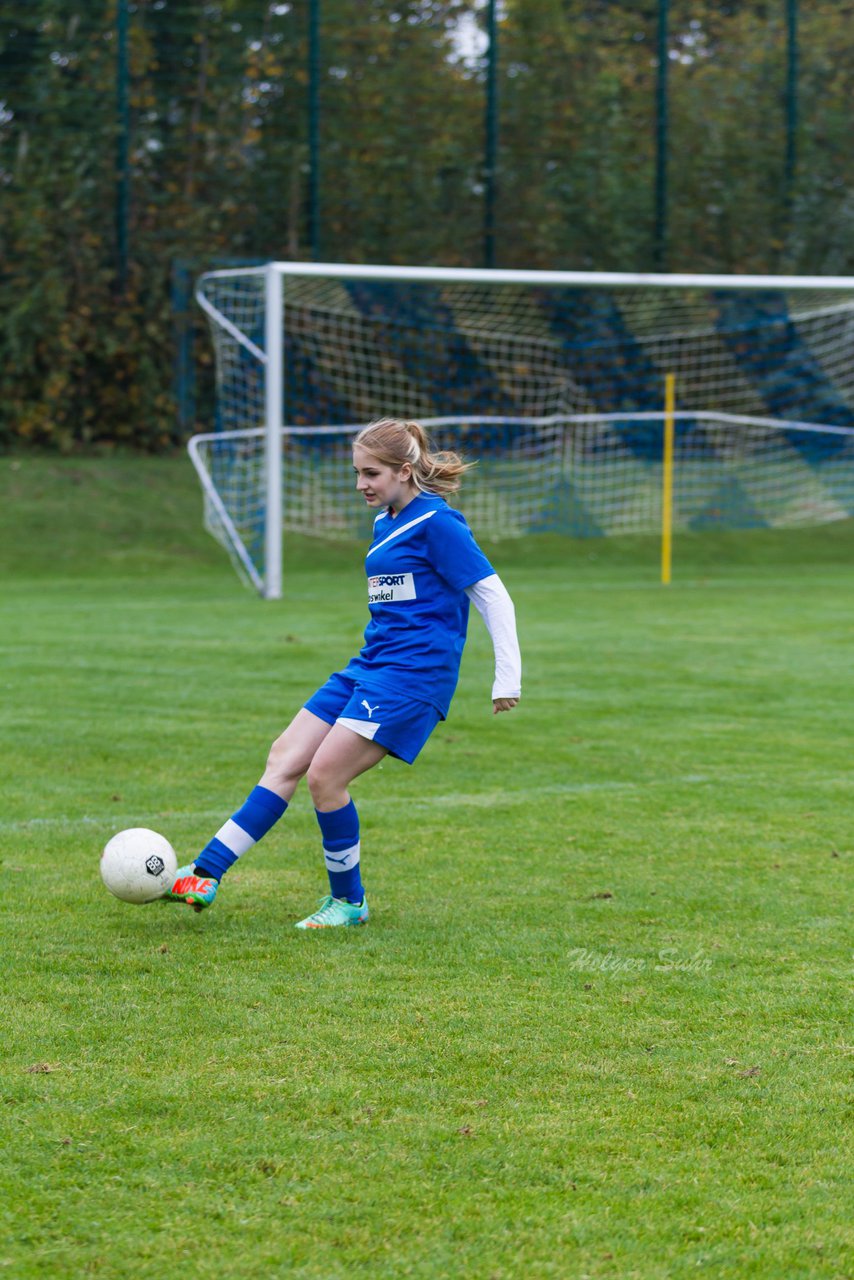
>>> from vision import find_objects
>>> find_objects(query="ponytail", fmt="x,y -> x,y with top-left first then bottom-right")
353,418 -> 474,496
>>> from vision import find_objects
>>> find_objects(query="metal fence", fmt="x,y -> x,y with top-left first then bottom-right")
1,2 -> 851,447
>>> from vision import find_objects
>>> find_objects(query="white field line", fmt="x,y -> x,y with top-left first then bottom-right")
3,773 -> 849,837
0,781 -> 661,834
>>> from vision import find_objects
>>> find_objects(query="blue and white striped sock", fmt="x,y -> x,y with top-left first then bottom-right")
315,800 -> 363,904
194,785 -> 287,881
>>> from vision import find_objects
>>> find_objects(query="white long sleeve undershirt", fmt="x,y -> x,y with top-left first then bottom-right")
465,573 -> 522,700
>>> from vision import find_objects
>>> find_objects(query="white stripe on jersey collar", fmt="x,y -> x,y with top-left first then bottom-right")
366,508 -> 437,558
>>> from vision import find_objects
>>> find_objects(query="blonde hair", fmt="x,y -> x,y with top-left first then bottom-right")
353,418 -> 474,497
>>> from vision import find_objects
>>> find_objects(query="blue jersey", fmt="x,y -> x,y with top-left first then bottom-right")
341,493 -> 494,717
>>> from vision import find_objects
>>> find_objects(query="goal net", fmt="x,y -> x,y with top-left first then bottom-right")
191,264 -> 854,596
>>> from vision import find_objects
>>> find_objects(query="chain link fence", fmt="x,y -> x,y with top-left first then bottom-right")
1,1 -> 852,447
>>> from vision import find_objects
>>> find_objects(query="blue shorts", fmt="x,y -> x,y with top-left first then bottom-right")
304,672 -> 442,765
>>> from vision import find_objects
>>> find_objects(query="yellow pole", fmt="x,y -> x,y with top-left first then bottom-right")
661,372 -> 675,584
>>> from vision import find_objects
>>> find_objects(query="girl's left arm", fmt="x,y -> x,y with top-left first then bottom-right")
465,574 -> 522,714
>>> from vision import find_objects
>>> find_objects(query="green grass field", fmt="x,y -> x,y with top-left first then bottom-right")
1,455 -> 851,1280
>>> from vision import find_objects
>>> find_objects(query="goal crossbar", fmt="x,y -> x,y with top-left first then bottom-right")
200,263 -> 854,290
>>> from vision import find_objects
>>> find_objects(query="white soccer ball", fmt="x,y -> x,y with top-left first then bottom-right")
100,828 -> 177,904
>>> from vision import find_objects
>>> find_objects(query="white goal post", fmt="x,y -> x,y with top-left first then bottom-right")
192,262 -> 854,598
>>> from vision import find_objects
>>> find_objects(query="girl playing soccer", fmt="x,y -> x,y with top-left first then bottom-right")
167,418 -> 521,927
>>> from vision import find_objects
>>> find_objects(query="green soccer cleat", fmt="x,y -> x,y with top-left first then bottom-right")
294,895 -> 369,929
165,864 -> 219,912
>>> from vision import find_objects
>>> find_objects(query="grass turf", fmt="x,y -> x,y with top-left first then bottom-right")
0,455 -> 851,1279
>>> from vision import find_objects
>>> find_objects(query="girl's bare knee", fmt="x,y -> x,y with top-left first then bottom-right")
264,737 -> 308,792
305,760 -> 327,801
306,761 -> 344,810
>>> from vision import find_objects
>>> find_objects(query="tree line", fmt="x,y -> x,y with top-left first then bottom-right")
1,0 -> 852,450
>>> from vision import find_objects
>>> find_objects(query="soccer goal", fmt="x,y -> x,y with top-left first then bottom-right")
191,263 -> 854,597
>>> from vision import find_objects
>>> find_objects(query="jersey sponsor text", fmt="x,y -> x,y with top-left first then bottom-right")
368,572 -> 417,604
